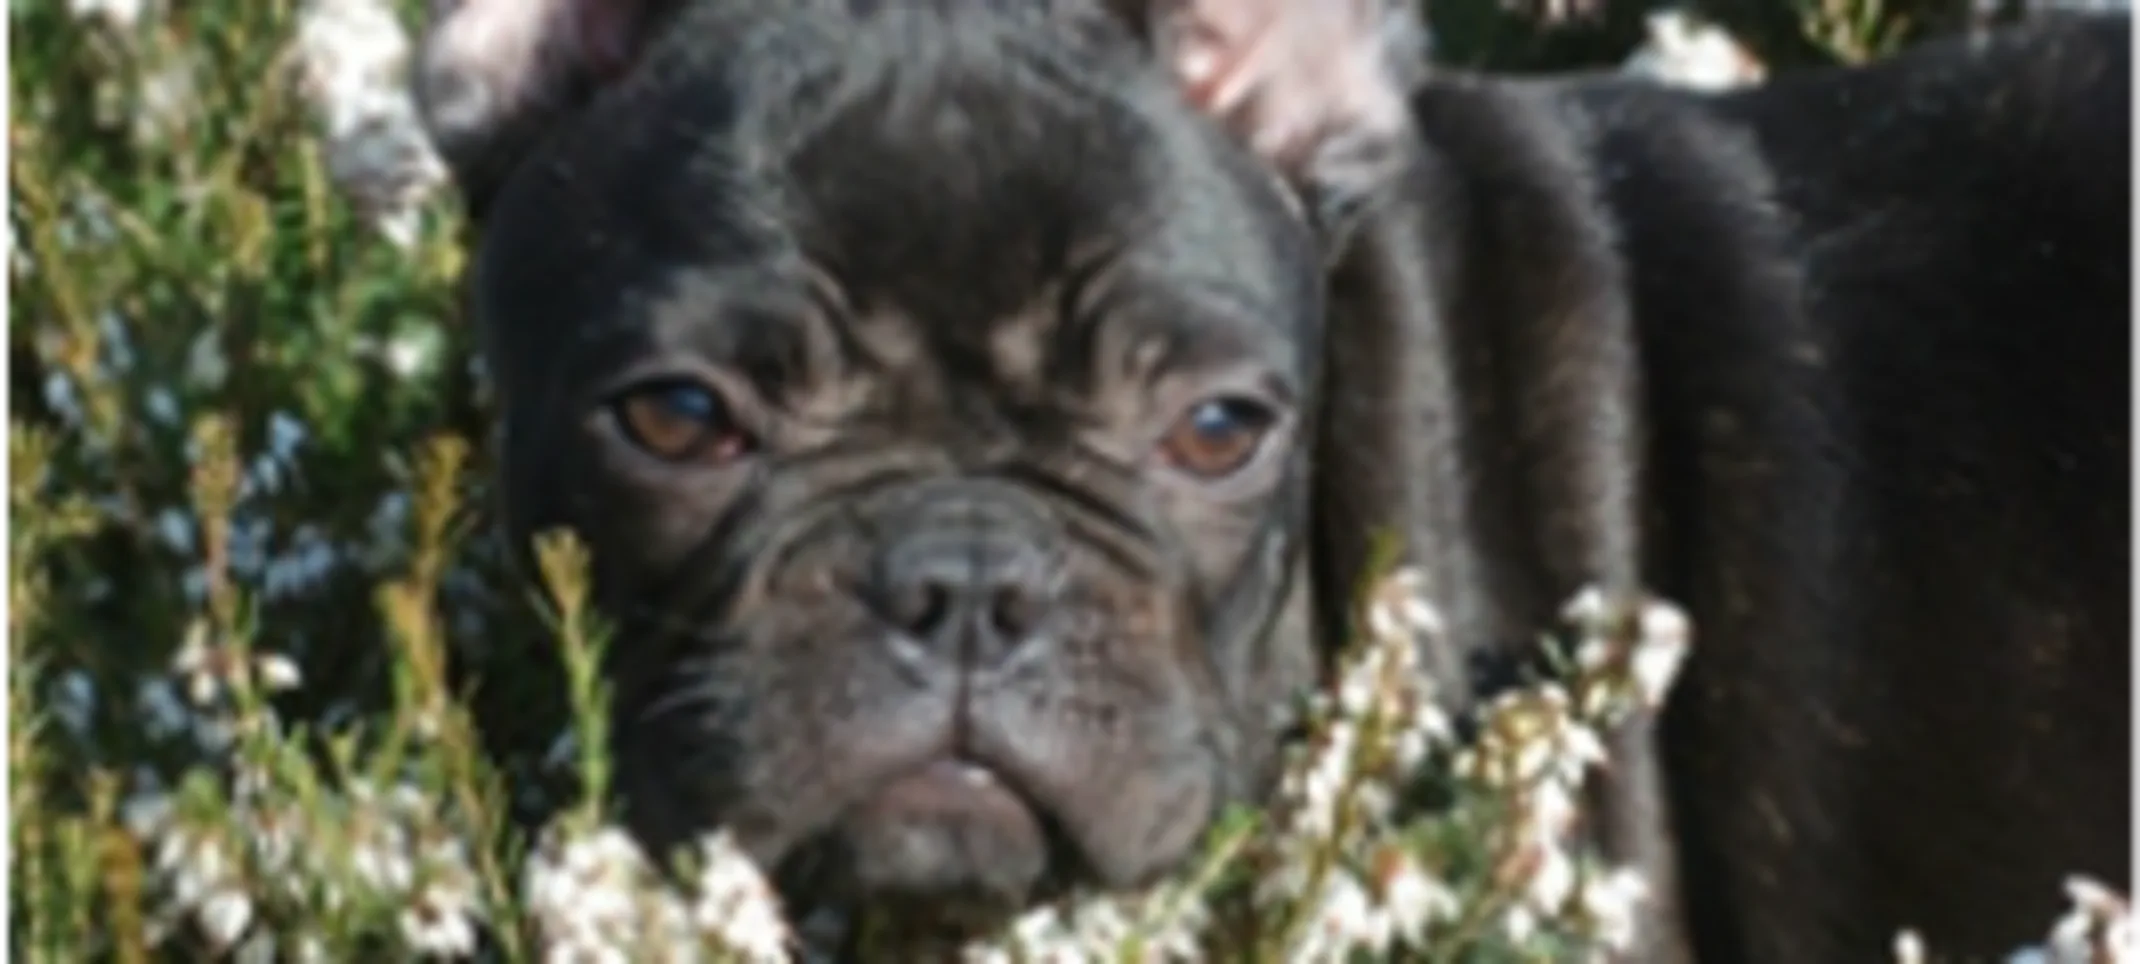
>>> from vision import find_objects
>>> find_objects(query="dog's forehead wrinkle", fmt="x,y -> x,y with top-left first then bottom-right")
630,263 -> 819,375
490,0 -> 1325,396
643,0 -> 1156,163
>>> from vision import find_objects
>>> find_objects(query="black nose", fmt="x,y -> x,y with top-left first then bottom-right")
870,501 -> 1059,667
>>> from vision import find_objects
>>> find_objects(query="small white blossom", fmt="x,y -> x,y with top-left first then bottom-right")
400,887 -> 481,958
257,652 -> 303,692
1580,867 -> 1650,952
293,934 -> 331,964
197,887 -> 255,950
67,0 -> 145,29
522,822 -> 792,962
1622,8 -> 1767,91
1524,846 -> 1578,917
2045,876 -> 2133,964
1372,849 -> 1460,947
171,622 -> 226,706
246,805 -> 297,873
351,827 -> 417,893
1629,602 -> 1692,709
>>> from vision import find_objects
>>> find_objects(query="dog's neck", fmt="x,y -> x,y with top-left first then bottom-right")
1305,83 -> 1648,702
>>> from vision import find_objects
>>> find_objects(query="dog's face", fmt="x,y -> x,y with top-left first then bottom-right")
419,0 -> 1419,916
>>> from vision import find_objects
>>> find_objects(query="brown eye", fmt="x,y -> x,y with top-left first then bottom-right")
1159,396 -> 1277,478
612,379 -> 751,463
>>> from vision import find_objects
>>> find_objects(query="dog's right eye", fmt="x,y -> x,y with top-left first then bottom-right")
611,379 -> 752,463
1159,395 -> 1278,479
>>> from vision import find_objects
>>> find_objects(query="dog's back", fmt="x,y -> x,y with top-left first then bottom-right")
1365,14 -> 2129,960
1590,16 -> 2127,960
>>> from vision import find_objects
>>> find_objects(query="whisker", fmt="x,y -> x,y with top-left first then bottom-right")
635,679 -> 732,727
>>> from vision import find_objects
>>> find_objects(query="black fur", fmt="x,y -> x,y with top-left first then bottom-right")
1334,18 -> 2130,959
430,3 -> 2131,959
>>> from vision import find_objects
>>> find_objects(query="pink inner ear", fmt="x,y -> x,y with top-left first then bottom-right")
1165,1 -> 1283,118
1156,0 -> 1413,176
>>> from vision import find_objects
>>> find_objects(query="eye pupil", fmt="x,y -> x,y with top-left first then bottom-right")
613,379 -> 750,462
658,384 -> 717,420
1161,395 -> 1276,479
1193,400 -> 1249,438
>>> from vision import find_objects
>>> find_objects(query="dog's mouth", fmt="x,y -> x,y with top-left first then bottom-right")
858,756 -> 1038,845
770,752 -> 1087,932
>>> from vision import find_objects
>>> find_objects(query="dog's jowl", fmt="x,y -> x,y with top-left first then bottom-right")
413,0 -> 2131,960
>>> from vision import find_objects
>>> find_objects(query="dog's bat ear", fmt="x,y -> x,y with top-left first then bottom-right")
414,0 -> 675,216
1137,0 -> 1428,241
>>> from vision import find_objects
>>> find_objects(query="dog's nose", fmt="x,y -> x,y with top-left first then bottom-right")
870,509 -> 1058,668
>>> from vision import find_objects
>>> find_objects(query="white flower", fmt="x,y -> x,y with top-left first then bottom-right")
1895,930 -> 1929,964
256,652 -> 303,692
247,806 -> 297,872
544,942 -> 630,964
126,52 -> 201,148
400,888 -> 481,958
1581,867 -> 1650,952
0,218 -> 29,278
686,833 -> 792,962
1522,771 -> 1585,842
1364,568 -> 1442,642
172,621 -> 226,706
1372,849 -> 1459,947
1502,903 -> 1541,945
176,835 -> 234,905
1524,846 -> 1578,916
352,831 -> 416,893
524,823 -> 698,959
1621,8 -> 1766,91
197,887 -> 255,949
1629,601 -> 1692,708
2046,876 -> 2132,964
1561,586 -> 1612,627
67,0 -> 144,29
292,934 -> 332,964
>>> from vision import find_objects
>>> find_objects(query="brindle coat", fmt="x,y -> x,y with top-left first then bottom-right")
415,2 -> 2131,959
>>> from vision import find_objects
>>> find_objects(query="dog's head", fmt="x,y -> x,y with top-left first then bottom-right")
417,0 -> 1423,919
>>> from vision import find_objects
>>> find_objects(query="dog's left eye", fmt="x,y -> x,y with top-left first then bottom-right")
1160,396 -> 1278,479
611,379 -> 753,463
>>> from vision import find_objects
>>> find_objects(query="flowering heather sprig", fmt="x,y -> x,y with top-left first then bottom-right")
1240,565 -> 1466,961
2000,876 -> 2135,964
522,530 -> 796,963
123,749 -> 490,960
114,429 -> 493,962
1621,8 -> 1768,91
521,823 -> 793,964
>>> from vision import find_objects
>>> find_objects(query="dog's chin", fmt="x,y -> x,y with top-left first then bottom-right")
821,758 -> 1059,923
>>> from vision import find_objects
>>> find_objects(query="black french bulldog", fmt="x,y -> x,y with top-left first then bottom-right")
412,1 -> 2131,960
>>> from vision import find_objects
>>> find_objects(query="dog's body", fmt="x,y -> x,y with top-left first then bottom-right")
1351,23 -> 2132,960
415,2 -> 2130,960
